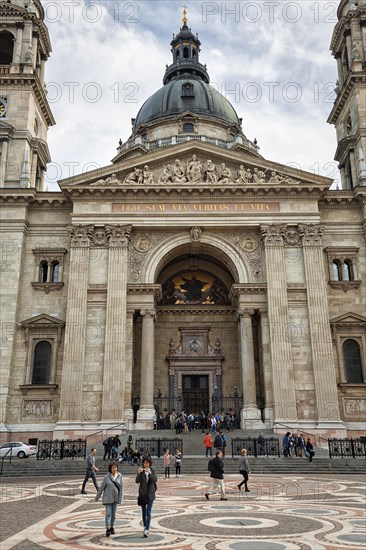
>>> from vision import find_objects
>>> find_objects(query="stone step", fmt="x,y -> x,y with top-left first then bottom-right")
1,457 -> 365,477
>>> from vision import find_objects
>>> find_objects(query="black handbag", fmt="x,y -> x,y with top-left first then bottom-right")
138,494 -> 148,506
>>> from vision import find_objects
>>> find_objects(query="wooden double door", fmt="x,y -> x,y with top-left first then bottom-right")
182,375 -> 209,414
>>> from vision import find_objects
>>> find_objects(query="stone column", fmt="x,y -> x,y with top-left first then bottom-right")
101,225 -> 132,423
361,21 -> 366,58
350,149 -> 358,183
57,225 -> 92,429
0,140 -> 9,186
123,310 -> 134,427
335,54 -> 343,87
13,23 -> 24,64
298,224 -> 344,431
345,30 -> 352,68
32,32 -> 38,70
260,309 -> 273,424
260,225 -> 297,424
238,308 -> 262,428
137,309 -> 156,428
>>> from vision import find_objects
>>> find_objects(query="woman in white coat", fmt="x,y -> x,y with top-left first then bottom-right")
96,461 -> 123,537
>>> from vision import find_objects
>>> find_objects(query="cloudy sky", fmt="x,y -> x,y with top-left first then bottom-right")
43,0 -> 341,190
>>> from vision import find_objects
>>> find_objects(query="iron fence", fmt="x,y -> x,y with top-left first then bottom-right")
328,438 -> 366,458
135,437 -> 183,458
231,437 -> 280,458
37,439 -> 86,460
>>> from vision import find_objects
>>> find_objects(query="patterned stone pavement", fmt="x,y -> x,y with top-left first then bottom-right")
1,474 -> 365,549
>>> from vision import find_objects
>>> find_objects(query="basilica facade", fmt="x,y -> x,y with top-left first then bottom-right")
0,0 -> 365,442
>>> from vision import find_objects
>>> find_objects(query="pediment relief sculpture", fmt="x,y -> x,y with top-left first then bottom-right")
88,155 -> 303,188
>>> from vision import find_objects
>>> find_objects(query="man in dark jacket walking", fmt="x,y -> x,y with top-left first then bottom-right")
205,450 -> 228,501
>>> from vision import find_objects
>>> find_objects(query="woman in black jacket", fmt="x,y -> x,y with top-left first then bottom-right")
135,457 -> 158,538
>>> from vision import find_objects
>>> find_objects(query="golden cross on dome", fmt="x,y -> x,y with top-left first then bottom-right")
182,4 -> 188,25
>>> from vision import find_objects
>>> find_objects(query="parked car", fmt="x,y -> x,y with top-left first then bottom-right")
0,442 -> 37,459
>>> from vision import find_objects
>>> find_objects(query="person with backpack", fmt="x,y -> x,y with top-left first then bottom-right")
103,437 -> 113,461
213,431 -> 223,452
306,438 -> 315,463
205,450 -> 227,501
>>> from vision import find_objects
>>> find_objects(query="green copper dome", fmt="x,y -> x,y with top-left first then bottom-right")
133,75 -> 241,130
132,21 -> 242,132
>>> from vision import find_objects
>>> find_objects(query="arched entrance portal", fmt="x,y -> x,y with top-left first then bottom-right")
148,247 -> 242,424
131,238 -> 265,430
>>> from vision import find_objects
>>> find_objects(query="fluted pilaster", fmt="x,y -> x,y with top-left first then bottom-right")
260,225 -> 297,422
299,224 -> 342,422
59,225 -> 92,421
101,225 -> 132,421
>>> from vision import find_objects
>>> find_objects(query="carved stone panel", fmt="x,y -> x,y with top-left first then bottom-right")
22,399 -> 53,421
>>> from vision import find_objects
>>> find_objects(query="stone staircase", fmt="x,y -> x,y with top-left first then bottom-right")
1,429 -> 365,477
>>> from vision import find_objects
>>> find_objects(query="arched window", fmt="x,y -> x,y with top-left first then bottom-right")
183,47 -> 189,59
343,260 -> 353,281
183,123 -> 194,132
0,31 -> 14,65
51,261 -> 59,283
39,261 -> 48,282
343,339 -> 364,383
332,260 -> 341,281
32,341 -> 52,384
175,49 -> 180,59
192,48 -> 196,58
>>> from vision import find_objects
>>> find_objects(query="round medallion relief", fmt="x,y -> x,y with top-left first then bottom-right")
133,235 -> 152,253
188,338 -> 203,354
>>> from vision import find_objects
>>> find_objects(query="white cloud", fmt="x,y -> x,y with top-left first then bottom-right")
43,0 -> 340,190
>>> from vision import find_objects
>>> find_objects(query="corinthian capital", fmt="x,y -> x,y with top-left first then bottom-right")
106,224 -> 133,248
298,224 -> 324,246
260,224 -> 284,246
68,224 -> 94,248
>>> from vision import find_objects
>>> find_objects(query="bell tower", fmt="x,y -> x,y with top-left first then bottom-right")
163,6 -> 210,85
328,0 -> 366,189
0,0 -> 54,189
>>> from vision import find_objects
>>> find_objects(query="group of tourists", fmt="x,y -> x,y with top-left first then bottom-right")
153,410 -> 239,432
282,432 -> 315,462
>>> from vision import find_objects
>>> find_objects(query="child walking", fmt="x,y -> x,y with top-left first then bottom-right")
164,449 -> 171,478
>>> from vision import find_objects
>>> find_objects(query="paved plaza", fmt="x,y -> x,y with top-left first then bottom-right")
1,473 -> 365,549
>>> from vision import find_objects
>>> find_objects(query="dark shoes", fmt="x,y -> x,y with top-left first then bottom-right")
245,489 -> 251,492
205,493 -> 209,500
80,490 -> 87,494
110,527 -> 115,535
237,484 -> 242,491
220,497 -> 228,501
106,529 -> 110,537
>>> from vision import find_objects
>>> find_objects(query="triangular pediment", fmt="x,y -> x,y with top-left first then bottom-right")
60,141 -> 332,190
330,312 -> 366,325
20,314 -> 65,329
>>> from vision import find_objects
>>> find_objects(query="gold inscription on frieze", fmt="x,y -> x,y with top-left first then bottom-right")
112,203 -> 280,213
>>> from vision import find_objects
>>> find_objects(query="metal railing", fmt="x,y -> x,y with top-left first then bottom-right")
231,437 -> 280,458
0,447 -> 13,475
37,439 -> 86,460
328,438 -> 366,458
84,421 -> 126,444
135,437 -> 183,458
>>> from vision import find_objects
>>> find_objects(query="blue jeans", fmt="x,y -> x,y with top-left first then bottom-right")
141,498 -> 154,530
104,502 -> 118,528
81,470 -> 99,492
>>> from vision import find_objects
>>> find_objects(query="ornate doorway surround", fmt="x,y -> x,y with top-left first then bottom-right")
167,328 -> 224,413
